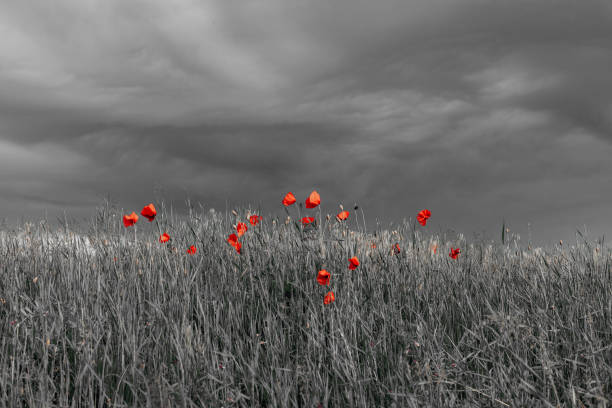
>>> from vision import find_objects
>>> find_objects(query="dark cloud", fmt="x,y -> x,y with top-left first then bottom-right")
1,0 -> 611,244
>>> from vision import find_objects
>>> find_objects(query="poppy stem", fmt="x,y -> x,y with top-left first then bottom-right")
344,215 -> 350,259
297,203 -> 304,241
318,205 -> 325,260
155,218 -> 162,238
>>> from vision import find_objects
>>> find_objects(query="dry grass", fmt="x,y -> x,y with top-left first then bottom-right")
0,201 -> 610,407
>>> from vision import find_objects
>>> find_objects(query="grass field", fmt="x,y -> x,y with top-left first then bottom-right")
0,199 -> 610,407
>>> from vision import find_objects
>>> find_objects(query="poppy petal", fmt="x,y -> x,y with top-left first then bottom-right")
249,215 -> 262,225
417,209 -> 431,226
227,234 -> 242,253
324,291 -> 335,305
449,247 -> 461,259
236,222 -> 248,237
141,203 -> 157,222
227,233 -> 239,246
393,243 -> 401,255
305,190 -> 321,209
336,210 -> 349,221
123,212 -> 139,227
282,192 -> 297,206
317,270 -> 331,286
301,217 -> 315,225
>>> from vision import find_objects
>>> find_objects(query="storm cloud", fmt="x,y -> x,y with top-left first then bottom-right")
1,0 -> 612,244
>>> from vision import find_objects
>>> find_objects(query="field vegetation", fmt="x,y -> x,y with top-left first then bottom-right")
0,198 -> 610,407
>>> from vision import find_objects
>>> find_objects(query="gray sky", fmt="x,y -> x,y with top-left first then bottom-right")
1,0 -> 612,244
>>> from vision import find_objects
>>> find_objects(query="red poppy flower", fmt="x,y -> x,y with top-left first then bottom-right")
371,243 -> 377,249
323,291 -> 335,305
301,217 -> 315,225
305,190 -> 321,209
141,203 -> 157,222
159,233 -> 170,243
236,222 -> 248,237
430,243 -> 438,254
348,257 -> 359,270
393,243 -> 401,255
227,233 -> 239,246
249,215 -> 262,226
317,270 -> 331,286
187,245 -> 197,255
449,247 -> 460,259
336,210 -> 349,221
227,234 -> 242,253
417,209 -> 431,226
282,192 -> 296,206
123,212 -> 139,227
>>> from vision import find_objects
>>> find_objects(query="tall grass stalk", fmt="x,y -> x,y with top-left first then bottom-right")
0,202 -> 610,407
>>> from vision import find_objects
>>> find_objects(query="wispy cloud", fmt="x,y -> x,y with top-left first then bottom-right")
1,0 -> 611,242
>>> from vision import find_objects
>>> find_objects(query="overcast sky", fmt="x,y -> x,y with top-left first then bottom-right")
1,0 -> 612,244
